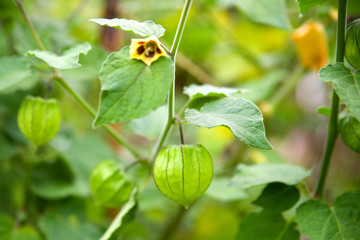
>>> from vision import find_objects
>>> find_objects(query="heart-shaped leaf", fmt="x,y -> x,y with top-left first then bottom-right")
319,63 -> 360,121
93,46 -> 174,126
185,97 -> 272,149
296,191 -> 360,240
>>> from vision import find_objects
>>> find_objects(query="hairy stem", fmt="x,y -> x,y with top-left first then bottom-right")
151,0 -> 193,160
315,0 -> 347,198
15,2 -> 141,159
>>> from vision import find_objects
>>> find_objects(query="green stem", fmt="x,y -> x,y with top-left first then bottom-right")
13,0 -> 46,51
315,0 -> 347,198
54,77 -> 141,158
151,0 -> 193,160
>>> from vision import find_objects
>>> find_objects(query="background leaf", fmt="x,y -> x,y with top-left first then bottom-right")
0,215 -> 13,240
231,163 -> 310,189
205,177 -> 248,202
94,46 -> 174,126
253,182 -> 300,212
296,0 -> 326,14
89,18 -> 165,38
183,84 -> 244,100
185,97 -> 272,149
27,43 -> 91,69
319,63 -> 360,121
232,0 -> 291,29
0,57 -> 37,93
236,210 -> 300,240
296,191 -> 360,240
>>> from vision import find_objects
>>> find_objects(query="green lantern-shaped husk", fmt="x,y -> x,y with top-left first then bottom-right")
345,19 -> 360,70
90,160 -> 135,207
340,114 -> 360,153
17,96 -> 61,147
153,144 -> 214,208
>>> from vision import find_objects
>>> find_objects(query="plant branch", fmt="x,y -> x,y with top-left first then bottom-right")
175,116 -> 185,145
315,0 -> 347,198
158,206 -> 187,240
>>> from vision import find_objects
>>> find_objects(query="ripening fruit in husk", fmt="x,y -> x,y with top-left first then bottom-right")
17,96 -> 61,147
292,21 -> 328,70
345,19 -> 360,70
339,114 -> 360,153
153,145 -> 213,208
90,160 -> 135,207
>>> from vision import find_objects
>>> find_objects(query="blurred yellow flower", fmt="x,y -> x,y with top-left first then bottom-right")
292,21 -> 329,70
129,37 -> 167,66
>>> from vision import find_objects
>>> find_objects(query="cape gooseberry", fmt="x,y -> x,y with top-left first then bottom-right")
339,114 -> 360,153
153,144 -> 213,208
90,160 -> 134,207
17,96 -> 61,147
345,19 -> 360,70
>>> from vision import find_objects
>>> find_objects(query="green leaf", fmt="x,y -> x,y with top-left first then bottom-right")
296,191 -> 360,240
183,84 -> 245,100
297,0 -> 326,14
128,105 -> 166,139
12,226 -> 41,240
253,182 -> 300,212
0,216 -> 13,240
205,177 -> 248,202
99,189 -> 137,240
236,210 -> 300,240
185,97 -> 272,149
231,163 -> 311,189
317,106 -> 331,116
319,63 -> 360,121
26,42 -> 91,69
93,46 -> 174,126
0,57 -> 37,93
89,18 -> 165,38
233,0 -> 291,29
38,200 -> 102,240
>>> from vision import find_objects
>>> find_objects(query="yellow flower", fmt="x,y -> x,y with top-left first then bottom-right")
292,21 -> 329,70
129,36 -> 168,66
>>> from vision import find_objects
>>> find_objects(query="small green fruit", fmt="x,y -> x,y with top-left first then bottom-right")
339,115 -> 360,153
90,160 -> 134,207
345,19 -> 360,70
153,145 -> 213,208
17,96 -> 61,147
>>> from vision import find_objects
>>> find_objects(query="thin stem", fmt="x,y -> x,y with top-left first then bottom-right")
315,0 -> 347,198
175,116 -> 185,145
170,0 -> 193,59
54,77 -> 142,158
151,0 -> 193,160
14,0 -> 46,51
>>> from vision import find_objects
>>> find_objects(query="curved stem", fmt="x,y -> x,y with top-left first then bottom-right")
314,0 -> 347,198
175,116 -> 185,145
